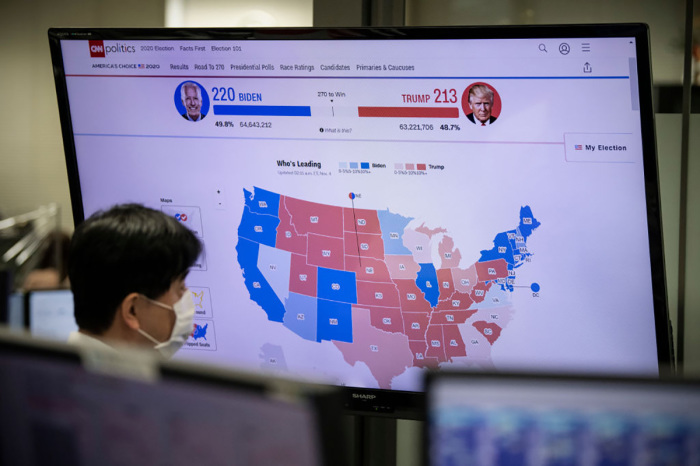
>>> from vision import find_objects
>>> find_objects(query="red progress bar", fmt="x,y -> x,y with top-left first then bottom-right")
358,106 -> 460,118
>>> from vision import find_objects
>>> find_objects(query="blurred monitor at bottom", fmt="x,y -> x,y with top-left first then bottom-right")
0,330 -> 345,466
426,372 -> 700,466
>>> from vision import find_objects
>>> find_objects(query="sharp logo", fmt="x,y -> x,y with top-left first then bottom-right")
352,393 -> 377,400
88,40 -> 135,58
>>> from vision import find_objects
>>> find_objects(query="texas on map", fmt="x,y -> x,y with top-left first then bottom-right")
236,186 -> 540,389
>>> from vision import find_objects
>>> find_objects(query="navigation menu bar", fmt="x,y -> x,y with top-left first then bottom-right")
63,38 -> 636,78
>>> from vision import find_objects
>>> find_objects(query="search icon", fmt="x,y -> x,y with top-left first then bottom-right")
539,43 -> 547,53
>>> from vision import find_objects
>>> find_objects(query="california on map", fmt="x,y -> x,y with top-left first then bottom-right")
236,187 -> 540,389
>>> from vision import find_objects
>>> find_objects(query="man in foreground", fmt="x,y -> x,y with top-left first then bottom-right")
67,204 -> 201,358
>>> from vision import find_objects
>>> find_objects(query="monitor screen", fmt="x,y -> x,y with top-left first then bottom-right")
0,329 -> 340,465
425,372 -> 700,465
49,26 -> 672,412
25,289 -> 78,341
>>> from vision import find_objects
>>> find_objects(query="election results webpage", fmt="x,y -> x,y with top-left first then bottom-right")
60,37 -> 658,391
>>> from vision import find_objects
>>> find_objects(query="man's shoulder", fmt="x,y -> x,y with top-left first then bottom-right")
67,331 -> 117,352
467,113 -> 476,123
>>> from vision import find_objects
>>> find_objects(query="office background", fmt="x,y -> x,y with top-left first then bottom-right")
0,1 -> 696,464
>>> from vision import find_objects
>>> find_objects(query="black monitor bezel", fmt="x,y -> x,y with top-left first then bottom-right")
48,24 -> 673,419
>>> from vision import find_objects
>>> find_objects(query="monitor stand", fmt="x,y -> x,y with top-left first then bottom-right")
345,415 -> 397,466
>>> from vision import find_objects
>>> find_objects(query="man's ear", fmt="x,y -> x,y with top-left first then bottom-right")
118,292 -> 142,330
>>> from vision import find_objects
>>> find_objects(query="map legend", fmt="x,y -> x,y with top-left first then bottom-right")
338,162 -> 379,175
395,163 -> 427,171
339,162 -> 371,169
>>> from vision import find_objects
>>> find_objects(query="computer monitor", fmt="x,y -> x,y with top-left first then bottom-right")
24,289 -> 78,341
425,371 -> 700,465
49,25 -> 672,417
0,328 -> 345,465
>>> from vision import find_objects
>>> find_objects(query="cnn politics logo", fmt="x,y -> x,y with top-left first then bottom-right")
89,40 -> 135,57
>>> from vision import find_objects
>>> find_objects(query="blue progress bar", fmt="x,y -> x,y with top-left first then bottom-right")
213,105 -> 311,116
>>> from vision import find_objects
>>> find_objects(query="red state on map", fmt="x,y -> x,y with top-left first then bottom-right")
284,195 -> 344,238
385,255 -> 421,280
368,306 -> 404,333
402,311 -> 430,340
443,324 -> 467,359
344,255 -> 393,282
344,232 -> 386,260
409,340 -> 439,368
430,309 -> 477,325
438,236 -> 462,268
289,253 -> 318,297
333,307 -> 413,390
475,259 -> 509,282
470,280 -> 493,304
472,321 -> 503,345
306,233 -> 345,270
436,268 -> 455,301
342,208 -> 382,234
275,201 -> 307,255
436,290 -> 474,312
356,281 -> 401,308
394,279 -> 433,312
425,325 -> 447,362
452,265 -> 478,294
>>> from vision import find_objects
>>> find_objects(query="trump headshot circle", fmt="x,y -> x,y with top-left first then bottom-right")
461,83 -> 501,126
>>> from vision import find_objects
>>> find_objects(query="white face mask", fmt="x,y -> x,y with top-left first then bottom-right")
137,290 -> 195,359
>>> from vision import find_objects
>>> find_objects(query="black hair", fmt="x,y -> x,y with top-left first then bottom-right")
68,204 -> 201,334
